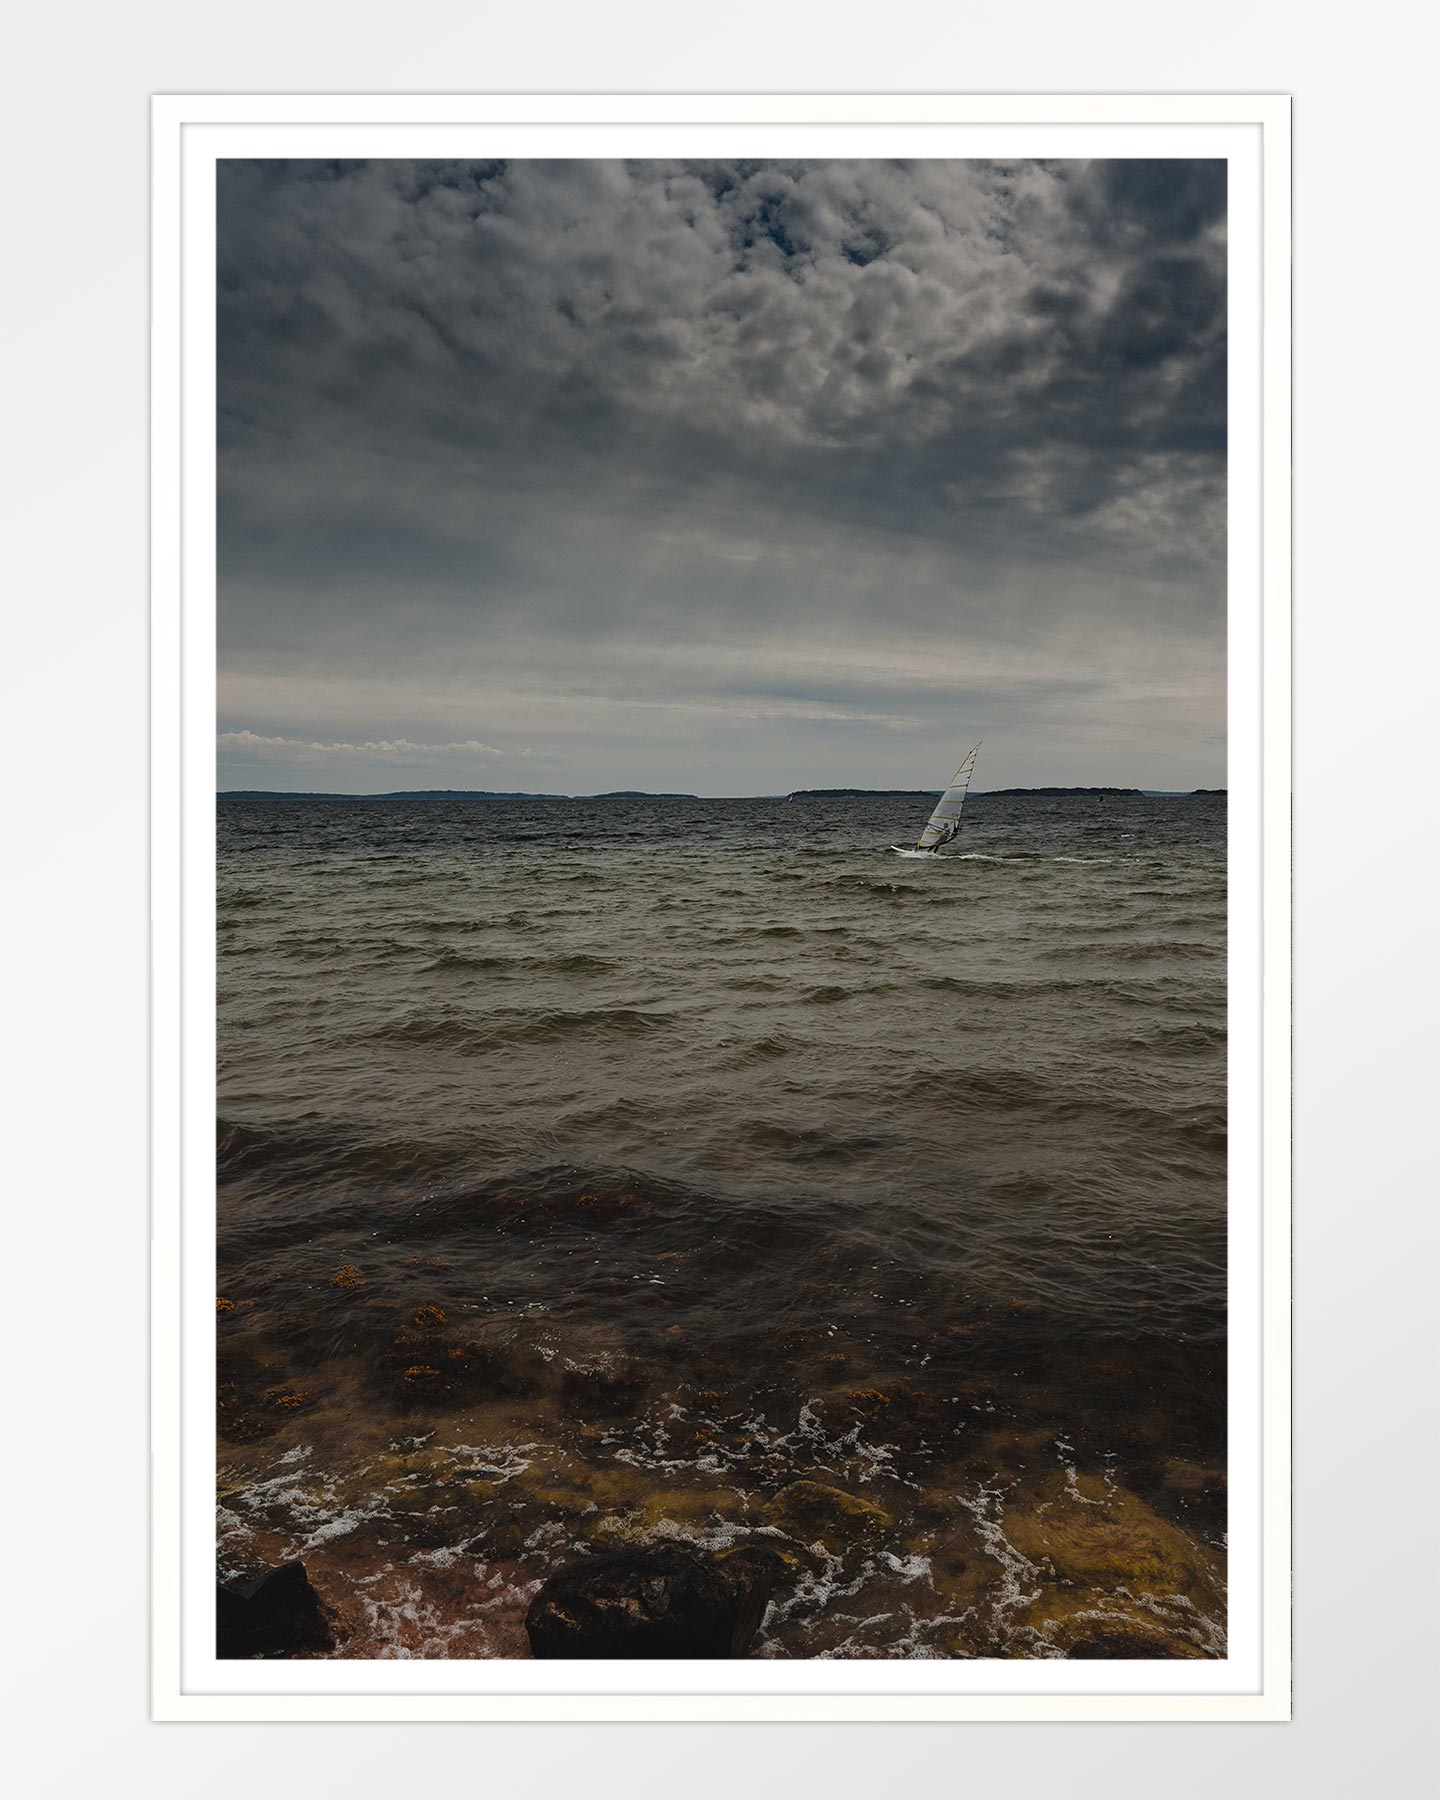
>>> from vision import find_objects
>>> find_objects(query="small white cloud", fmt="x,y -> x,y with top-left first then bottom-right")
218,729 -> 519,758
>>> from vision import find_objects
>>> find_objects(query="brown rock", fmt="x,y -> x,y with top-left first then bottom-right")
526,1542 -> 781,1659
1002,1472 -> 1223,1613
765,1479 -> 891,1544
1067,1627 -> 1200,1659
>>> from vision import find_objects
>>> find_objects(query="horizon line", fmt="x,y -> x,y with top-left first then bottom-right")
216,784 -> 1227,800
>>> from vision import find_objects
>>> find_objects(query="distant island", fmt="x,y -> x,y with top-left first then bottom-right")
217,789 -> 700,801
976,787 -> 1143,798
786,785 -> 1224,800
787,788 -> 944,800
219,789 -> 558,801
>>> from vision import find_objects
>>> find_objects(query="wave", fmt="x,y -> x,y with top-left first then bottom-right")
742,1121 -> 902,1161
872,1066 -> 1226,1145
1114,1022 -> 1226,1056
349,1005 -> 675,1052
875,973 -> 1213,1005
412,949 -> 622,977
715,1032 -> 806,1068
1035,939 -> 1223,965
216,1116 -> 457,1192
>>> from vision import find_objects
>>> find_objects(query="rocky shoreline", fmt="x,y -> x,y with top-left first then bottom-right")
217,1184 -> 1225,1661
219,1450 -> 1224,1660
217,1347 -> 1226,1660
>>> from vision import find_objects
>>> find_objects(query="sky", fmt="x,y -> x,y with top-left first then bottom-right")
217,157 -> 1226,795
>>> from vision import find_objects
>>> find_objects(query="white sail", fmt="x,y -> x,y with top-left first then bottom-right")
913,743 -> 981,851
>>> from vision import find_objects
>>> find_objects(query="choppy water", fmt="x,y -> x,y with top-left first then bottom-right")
216,793 -> 1227,1660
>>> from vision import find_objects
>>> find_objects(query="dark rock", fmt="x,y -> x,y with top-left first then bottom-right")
216,1561 -> 334,1659
1124,1454 -> 1228,1538
525,1542 -> 781,1659
1066,1630 -> 1193,1659
560,1359 -> 649,1417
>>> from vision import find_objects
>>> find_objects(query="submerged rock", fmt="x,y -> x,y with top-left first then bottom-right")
525,1542 -> 781,1659
1124,1455 -> 1228,1536
217,1561 -> 333,1659
560,1359 -> 649,1417
1067,1627 -> 1198,1659
1010,1587 -> 1212,1659
381,1330 -> 538,1406
1003,1472 -> 1223,1611
1002,1472 -> 1226,1659
765,1479 -> 892,1544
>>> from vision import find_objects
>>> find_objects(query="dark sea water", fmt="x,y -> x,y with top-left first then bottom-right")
216,793 -> 1227,1660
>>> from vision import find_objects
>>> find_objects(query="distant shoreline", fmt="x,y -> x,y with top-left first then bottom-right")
789,786 -> 1225,800
218,786 -> 1227,802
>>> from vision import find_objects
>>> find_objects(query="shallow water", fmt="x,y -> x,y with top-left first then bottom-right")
216,792 -> 1227,1659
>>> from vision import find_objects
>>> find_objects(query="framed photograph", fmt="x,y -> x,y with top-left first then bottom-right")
151,91 -> 1291,1721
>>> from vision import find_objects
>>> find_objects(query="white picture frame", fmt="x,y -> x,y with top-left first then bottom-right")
151,90 -> 1291,1722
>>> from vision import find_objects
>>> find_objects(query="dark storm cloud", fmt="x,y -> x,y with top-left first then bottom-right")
217,158 -> 1226,792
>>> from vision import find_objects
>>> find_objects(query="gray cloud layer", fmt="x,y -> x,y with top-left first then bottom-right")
218,157 -> 1226,793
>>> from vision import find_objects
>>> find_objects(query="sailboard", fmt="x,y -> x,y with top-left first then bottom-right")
891,743 -> 981,856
